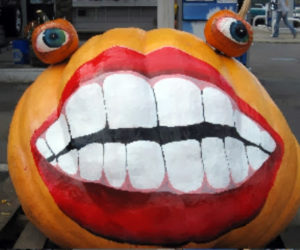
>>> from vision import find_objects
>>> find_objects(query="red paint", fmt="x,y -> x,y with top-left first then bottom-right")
31,47 -> 284,245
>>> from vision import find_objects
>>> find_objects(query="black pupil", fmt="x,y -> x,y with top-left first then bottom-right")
50,32 -> 58,40
234,22 -> 247,38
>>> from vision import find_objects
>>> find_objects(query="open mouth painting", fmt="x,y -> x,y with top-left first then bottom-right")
7,6 -> 300,249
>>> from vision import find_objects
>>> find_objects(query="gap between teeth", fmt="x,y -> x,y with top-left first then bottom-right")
36,72 -> 276,194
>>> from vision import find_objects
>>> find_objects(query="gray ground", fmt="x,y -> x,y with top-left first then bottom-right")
249,43 -> 300,140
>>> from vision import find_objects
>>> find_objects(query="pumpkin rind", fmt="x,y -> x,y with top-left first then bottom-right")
8,28 -> 300,248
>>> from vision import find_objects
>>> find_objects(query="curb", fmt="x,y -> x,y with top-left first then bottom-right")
254,37 -> 300,43
0,164 -> 8,172
253,27 -> 300,43
0,68 -> 45,83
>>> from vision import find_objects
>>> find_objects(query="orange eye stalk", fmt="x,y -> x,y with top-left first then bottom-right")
32,18 -> 79,64
204,10 -> 253,57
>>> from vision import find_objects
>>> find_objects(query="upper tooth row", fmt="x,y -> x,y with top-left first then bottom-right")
36,138 -> 270,193
44,73 -> 276,155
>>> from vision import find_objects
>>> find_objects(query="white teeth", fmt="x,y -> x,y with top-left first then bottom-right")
36,138 -> 53,159
103,73 -> 157,129
235,111 -> 276,153
40,73 -> 277,194
260,130 -> 276,152
235,110 -> 261,146
78,143 -> 103,181
163,140 -> 204,192
225,137 -> 249,184
202,137 -> 230,189
57,149 -> 78,175
154,78 -> 204,126
127,141 -> 165,190
65,83 -> 106,138
202,87 -> 234,126
103,143 -> 126,188
246,146 -> 269,171
45,115 -> 71,155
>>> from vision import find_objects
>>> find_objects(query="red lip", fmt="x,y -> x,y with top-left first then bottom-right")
31,47 -> 283,245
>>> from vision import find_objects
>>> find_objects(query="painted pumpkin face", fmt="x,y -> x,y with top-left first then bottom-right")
8,16 -> 300,248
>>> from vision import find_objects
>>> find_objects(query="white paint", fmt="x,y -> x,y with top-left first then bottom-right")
260,130 -> 276,152
216,17 -> 248,45
202,87 -> 234,126
154,78 -> 204,126
45,114 -> 71,155
103,143 -> 126,188
246,146 -> 269,171
103,73 -> 157,129
127,141 -> 165,190
79,143 -> 103,181
57,149 -> 78,175
163,140 -> 204,192
217,17 -> 234,40
235,110 -> 261,146
225,137 -> 249,184
202,137 -> 230,189
65,83 -> 106,138
36,138 -> 53,159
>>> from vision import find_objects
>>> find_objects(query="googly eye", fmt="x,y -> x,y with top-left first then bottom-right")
32,19 -> 79,64
204,10 -> 253,57
216,17 -> 249,44
37,28 -> 69,52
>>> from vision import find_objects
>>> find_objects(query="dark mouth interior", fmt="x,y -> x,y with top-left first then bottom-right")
47,122 -> 270,162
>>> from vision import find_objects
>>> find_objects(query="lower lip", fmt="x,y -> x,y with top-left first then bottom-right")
31,47 -> 283,245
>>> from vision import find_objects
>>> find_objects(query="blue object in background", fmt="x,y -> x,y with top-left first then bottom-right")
181,0 -> 238,40
236,52 -> 248,66
183,1 -> 237,21
182,0 -> 237,21
12,39 -> 30,64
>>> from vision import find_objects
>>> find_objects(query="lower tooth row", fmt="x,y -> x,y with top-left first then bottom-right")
50,137 -> 269,193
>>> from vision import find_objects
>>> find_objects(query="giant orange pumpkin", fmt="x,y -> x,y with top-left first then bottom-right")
8,15 -> 300,248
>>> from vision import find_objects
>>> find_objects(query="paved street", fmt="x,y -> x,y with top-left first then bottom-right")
249,42 -> 300,140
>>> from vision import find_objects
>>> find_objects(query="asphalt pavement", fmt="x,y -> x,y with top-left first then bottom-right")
249,42 -> 300,141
